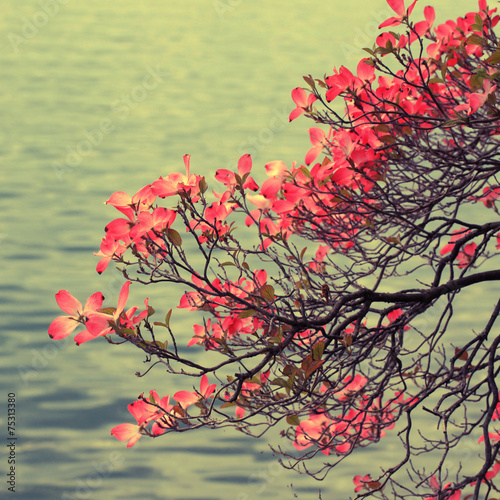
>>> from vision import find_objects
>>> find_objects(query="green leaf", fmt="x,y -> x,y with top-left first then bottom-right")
298,166 -> 311,179
153,321 -> 167,327
374,124 -> 390,133
198,177 -> 208,194
167,228 -> 183,246
486,50 -> 500,65
304,360 -> 325,379
98,307 -> 116,315
428,77 -> 443,84
268,334 -> 283,344
270,377 -> 289,388
237,309 -> 256,319
467,34 -> 487,46
121,328 -> 136,336
274,392 -> 288,400
380,135 -> 397,144
286,415 -> 300,426
386,235 -> 401,245
303,75 -> 315,89
220,261 -> 235,267
470,73 -> 485,91
442,118 -> 465,127
312,341 -> 325,361
165,309 -> 172,328
220,401 -> 237,409
260,284 -> 275,302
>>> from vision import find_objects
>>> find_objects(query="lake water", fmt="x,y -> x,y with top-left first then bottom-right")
0,1 -> 488,499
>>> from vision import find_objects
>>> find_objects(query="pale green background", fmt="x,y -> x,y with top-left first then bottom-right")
0,1 -> 486,499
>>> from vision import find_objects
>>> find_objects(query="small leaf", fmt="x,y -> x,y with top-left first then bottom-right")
260,284 -> 275,302
442,118 -> 465,127
165,309 -> 172,328
120,328 -> 136,336
342,333 -> 353,348
455,348 -> 469,361
470,73 -> 485,90
380,135 -> 397,144
486,50 -> 500,65
304,359 -> 325,379
198,177 -> 208,194
298,166 -> 312,179
467,34 -> 487,46
386,235 -> 401,245
167,228 -> 183,246
220,401 -> 237,409
98,307 -> 116,315
428,77 -> 443,84
268,335 -> 283,344
153,321 -> 167,327
237,309 -> 256,319
286,415 -> 300,426
274,392 -> 288,400
368,481 -> 382,490
303,75 -> 315,89
270,377 -> 289,388
312,341 -> 325,361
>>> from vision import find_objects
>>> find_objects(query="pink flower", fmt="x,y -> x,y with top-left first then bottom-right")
105,185 -> 156,220
335,374 -> 368,402
215,154 -> 259,192
440,229 -> 476,268
305,127 -> 332,165
174,374 -> 217,408
111,392 -> 174,447
48,290 -> 104,340
379,0 -> 419,29
94,233 -> 129,274
386,308 -> 410,331
478,186 -> 500,208
454,80 -> 497,115
151,154 -> 203,200
424,476 -> 462,500
75,281 -> 133,344
289,87 -> 317,122
353,474 -> 372,492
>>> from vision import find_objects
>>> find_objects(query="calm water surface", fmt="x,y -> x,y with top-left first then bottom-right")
0,1 -> 487,499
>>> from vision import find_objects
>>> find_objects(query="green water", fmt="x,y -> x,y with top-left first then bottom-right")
0,0 -> 486,499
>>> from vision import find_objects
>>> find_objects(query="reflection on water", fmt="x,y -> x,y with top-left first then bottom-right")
1,0 -> 485,498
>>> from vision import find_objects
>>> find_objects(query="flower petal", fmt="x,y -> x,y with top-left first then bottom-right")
84,292 -> 105,314
48,316 -> 79,340
55,290 -> 82,316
